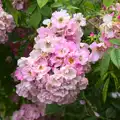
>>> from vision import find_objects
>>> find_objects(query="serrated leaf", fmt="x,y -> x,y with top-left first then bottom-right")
37,0 -> 48,8
100,52 -> 110,77
102,78 -> 110,102
29,8 -> 41,28
110,72 -> 119,90
103,0 -> 115,7
45,104 -> 64,115
110,39 -> 120,45
110,48 -> 120,69
106,107 -> 116,118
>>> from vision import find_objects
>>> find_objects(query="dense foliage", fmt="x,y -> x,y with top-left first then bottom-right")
0,0 -> 120,120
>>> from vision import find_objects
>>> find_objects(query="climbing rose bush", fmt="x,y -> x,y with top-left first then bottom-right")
14,9 -> 106,106
0,0 -> 15,44
12,104 -> 45,120
100,3 -> 120,47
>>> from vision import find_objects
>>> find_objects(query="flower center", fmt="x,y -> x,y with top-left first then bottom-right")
68,57 -> 74,64
58,17 -> 64,23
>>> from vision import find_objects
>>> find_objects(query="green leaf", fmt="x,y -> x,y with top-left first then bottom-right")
110,39 -> 120,45
110,72 -> 119,90
26,3 -> 37,14
106,107 -> 116,118
40,6 -> 52,17
37,0 -> 48,8
51,3 -> 62,8
110,48 -> 120,69
95,72 -> 108,88
84,117 -> 96,120
103,0 -> 115,7
29,8 -> 41,28
102,78 -> 110,103
100,52 -> 110,77
45,104 -> 65,115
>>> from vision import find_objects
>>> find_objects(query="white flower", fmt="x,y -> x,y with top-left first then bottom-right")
73,13 -> 86,26
103,14 -> 112,23
111,92 -> 118,99
94,111 -> 100,117
43,19 -> 51,26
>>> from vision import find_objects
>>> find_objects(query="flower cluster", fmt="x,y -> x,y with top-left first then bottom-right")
100,3 -> 120,47
0,1 -> 15,44
15,10 -> 105,105
12,104 -> 45,120
12,0 -> 28,10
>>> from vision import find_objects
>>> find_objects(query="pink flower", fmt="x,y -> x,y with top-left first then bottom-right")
65,20 -> 83,42
21,66 -> 36,81
37,27 -> 54,38
51,9 -> 70,28
90,32 -> 95,37
60,65 -> 77,80
116,3 -> 120,11
73,13 -> 86,26
76,49 -> 90,65
14,68 -> 23,80
89,42 -> 106,62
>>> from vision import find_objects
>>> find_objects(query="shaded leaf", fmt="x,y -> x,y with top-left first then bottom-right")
102,78 -> 110,102
37,0 -> 48,8
106,107 -> 116,118
110,48 -> 120,69
100,51 -> 110,77
46,104 -> 64,115
29,8 -> 41,28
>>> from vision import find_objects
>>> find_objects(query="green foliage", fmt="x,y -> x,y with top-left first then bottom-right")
102,78 -> 110,103
103,0 -> 115,7
99,51 -> 110,77
37,0 -> 49,8
110,48 -> 120,69
110,39 -> 120,45
46,104 -> 65,115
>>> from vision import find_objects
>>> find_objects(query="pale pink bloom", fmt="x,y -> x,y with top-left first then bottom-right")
33,61 -> 51,80
21,66 -> 36,81
12,0 -> 24,10
51,9 -> 70,28
116,3 -> 120,11
17,57 -> 30,67
14,67 -> 23,80
89,42 -> 106,62
75,63 -> 84,75
48,75 -> 63,87
50,55 -> 63,67
79,77 -> 88,90
35,36 -> 58,53
29,49 -> 42,59
60,65 -> 77,80
55,43 -> 69,58
73,13 -> 86,26
76,49 -> 90,65
65,52 -> 78,66
65,20 -> 83,42
37,27 -> 54,38
0,21 -> 5,30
